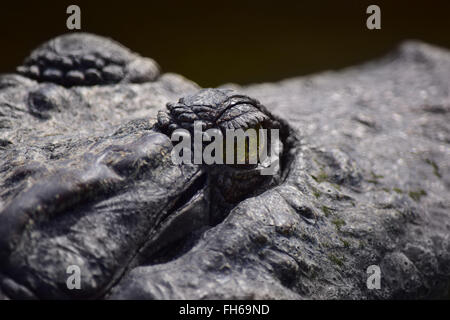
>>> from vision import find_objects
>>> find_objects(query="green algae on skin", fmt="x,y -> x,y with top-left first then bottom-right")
312,169 -> 329,183
425,158 -> 442,178
340,238 -> 350,248
408,189 -> 427,202
328,253 -> 345,267
322,205 -> 333,217
393,188 -> 403,194
332,218 -> 346,231
367,171 -> 384,184
312,187 -> 322,199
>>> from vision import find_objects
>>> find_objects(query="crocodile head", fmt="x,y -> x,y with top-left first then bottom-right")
0,35 -> 294,300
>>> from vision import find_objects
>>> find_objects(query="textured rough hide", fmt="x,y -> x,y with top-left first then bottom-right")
0,34 -> 201,298
0,33 -> 449,299
110,42 -> 450,299
17,33 -> 160,87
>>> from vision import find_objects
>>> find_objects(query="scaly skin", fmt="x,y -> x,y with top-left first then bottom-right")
1,34 -> 449,300
0,88 -> 290,298
0,34 -> 292,298
17,33 -> 160,87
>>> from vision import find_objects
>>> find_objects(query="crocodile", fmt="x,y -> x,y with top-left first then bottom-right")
0,33 -> 449,300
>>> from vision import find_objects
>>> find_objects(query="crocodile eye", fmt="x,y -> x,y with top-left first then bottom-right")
160,89 -> 279,169
223,124 -> 266,168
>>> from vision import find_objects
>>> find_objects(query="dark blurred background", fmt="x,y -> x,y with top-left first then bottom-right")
0,0 -> 449,87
